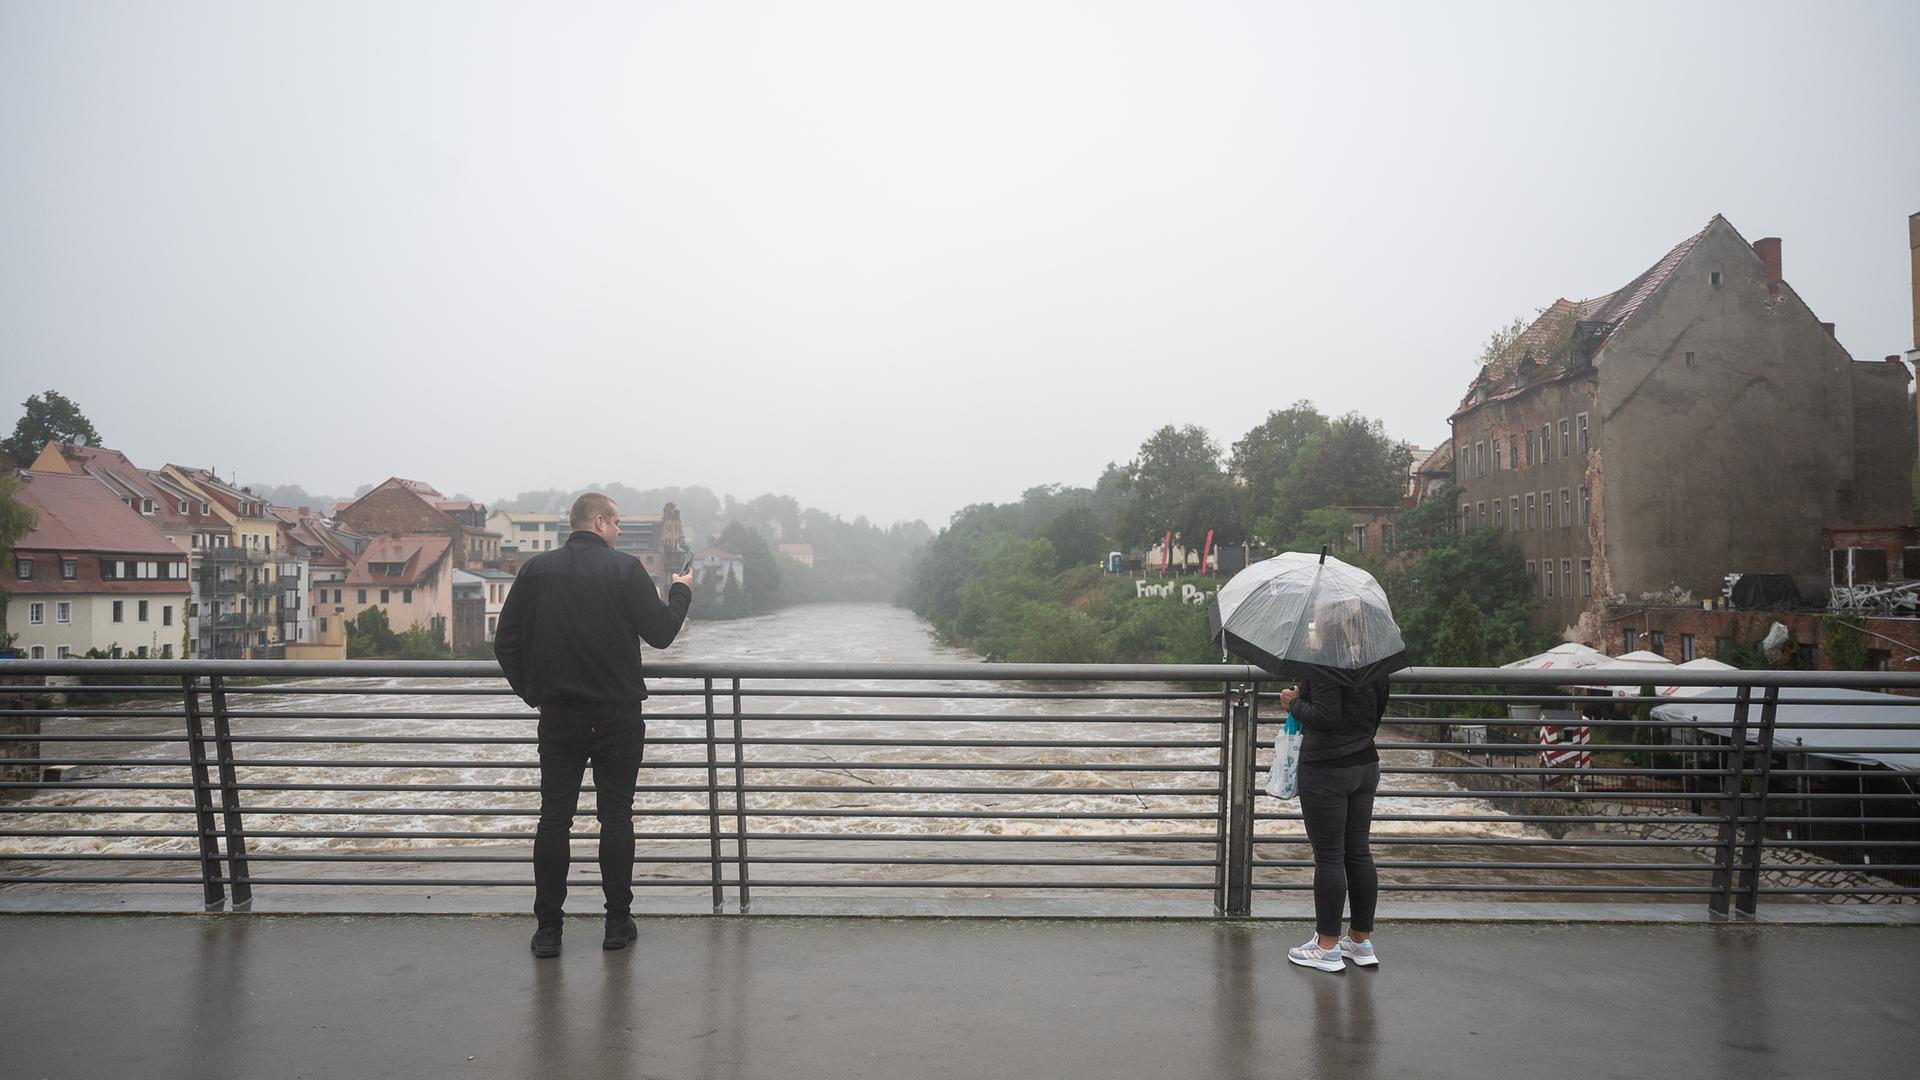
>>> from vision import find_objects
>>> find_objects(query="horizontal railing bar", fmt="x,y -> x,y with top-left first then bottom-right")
1250,860 -> 1715,871
13,658 -> 1920,687
1254,883 -> 1723,894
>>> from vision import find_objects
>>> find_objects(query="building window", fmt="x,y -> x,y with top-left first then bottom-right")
163,605 -> 173,627
1540,424 -> 1551,463
161,644 -> 173,658
1577,414 -> 1589,453
1544,562 -> 1555,597
56,645 -> 71,659
1524,431 -> 1534,467
14,558 -> 30,580
1561,560 -> 1572,598
1509,496 -> 1520,532
319,617 -> 329,632
55,601 -> 71,624
138,600 -> 150,622
1648,628 -> 1666,655
179,499 -> 189,514
29,645 -> 44,659
142,497 -> 154,514
1492,440 -> 1502,472
357,589 -> 367,604
487,615 -> 497,638
1580,559 -> 1592,596
1684,351 -> 1695,367
1580,487 -> 1591,524
1710,271 -> 1722,287
333,589 -> 342,604
1543,492 -> 1555,530
1560,489 -> 1571,529
1623,629 -> 1638,653
1526,494 -> 1537,530
402,588 -> 414,604
1680,634 -> 1696,662
112,600 -> 124,623
1493,501 -> 1504,529
28,602 -> 44,625
1559,419 -> 1570,456
1460,506 -> 1469,533
1382,522 -> 1394,551
1478,502 -> 1488,528
1508,435 -> 1518,470
379,589 -> 391,604
1353,526 -> 1367,553
60,559 -> 77,580
1525,561 -> 1538,596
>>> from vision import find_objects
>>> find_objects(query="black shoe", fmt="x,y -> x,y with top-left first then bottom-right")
603,915 -> 638,951
530,924 -> 562,959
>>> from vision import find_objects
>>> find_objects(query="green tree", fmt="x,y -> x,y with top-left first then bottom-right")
1386,528 -> 1540,667
1389,481 -> 1461,556
1476,313 -> 1533,368
1257,413 -> 1410,545
344,607 -> 400,658
1230,401 -> 1329,530
4,390 -> 101,467
719,567 -> 752,619
1124,424 -> 1224,551
1041,505 -> 1108,571
1429,592 -> 1489,668
0,475 -> 37,625
718,522 -> 784,614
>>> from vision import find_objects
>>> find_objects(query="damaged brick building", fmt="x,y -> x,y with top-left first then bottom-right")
1448,214 -> 1914,663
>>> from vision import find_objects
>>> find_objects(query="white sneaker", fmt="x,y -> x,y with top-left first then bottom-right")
1287,936 -> 1345,973
1337,935 -> 1378,967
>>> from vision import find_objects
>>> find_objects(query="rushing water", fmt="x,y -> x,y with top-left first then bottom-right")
3,602 -> 1716,901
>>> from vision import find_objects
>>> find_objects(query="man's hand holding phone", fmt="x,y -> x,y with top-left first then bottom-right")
671,555 -> 695,591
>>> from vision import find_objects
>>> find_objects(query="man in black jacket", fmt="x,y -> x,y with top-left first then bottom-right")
494,492 -> 693,958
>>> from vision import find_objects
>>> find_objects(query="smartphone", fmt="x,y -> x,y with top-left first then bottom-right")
681,555 -> 696,575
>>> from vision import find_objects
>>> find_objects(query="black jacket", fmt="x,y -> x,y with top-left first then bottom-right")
493,532 -> 692,708
1290,677 -> 1390,767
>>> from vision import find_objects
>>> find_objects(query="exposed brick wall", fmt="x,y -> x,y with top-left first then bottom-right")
0,674 -> 45,794
1604,604 -> 1920,673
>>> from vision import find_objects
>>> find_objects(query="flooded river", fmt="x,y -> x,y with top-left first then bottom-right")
3,602 -> 1717,903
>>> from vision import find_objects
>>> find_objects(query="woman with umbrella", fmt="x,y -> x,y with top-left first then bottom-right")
1211,549 -> 1408,973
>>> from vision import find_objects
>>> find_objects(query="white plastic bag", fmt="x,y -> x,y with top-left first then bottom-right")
1264,716 -> 1303,799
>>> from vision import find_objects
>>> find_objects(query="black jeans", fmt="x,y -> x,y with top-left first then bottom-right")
533,704 -> 646,927
1298,760 -> 1380,938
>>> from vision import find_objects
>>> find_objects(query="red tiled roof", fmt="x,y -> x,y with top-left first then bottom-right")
1453,220 -> 1710,418
345,535 -> 452,586
42,444 -> 196,531
9,471 -> 186,556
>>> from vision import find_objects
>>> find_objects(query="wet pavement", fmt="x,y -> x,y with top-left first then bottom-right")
3,914 -> 1914,1079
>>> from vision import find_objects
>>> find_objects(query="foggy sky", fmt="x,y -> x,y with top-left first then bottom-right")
3,1 -> 1916,528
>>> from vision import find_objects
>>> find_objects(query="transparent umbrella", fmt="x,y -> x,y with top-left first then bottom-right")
1207,548 -> 1409,686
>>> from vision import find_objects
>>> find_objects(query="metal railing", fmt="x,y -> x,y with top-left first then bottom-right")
1,660 -> 1916,916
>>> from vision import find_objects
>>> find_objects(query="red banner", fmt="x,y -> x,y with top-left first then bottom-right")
1161,532 -> 1172,575
1200,529 -> 1215,575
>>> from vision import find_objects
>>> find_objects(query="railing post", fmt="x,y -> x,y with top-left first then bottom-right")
1220,687 -> 1255,918
730,677 -> 751,913
1709,684 -> 1751,918
208,675 -> 252,908
1735,686 -> 1780,918
1213,682 -> 1232,914
702,677 -> 724,913
180,675 -> 226,910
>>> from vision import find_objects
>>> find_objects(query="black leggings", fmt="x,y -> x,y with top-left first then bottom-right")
1298,761 -> 1380,938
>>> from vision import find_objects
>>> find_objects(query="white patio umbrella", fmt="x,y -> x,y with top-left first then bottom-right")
1501,642 -> 1611,672
1657,657 -> 1739,698
1576,649 -> 1678,697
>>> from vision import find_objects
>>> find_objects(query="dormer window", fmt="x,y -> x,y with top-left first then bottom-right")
142,498 -> 154,514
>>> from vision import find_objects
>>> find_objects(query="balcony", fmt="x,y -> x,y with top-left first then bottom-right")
202,546 -> 268,564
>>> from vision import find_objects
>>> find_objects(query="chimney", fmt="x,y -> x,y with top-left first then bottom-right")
1753,236 -> 1783,296
1890,355 -> 1906,365
1821,322 -> 1836,337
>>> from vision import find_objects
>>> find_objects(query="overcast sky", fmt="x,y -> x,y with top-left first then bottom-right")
3,1 -> 1916,527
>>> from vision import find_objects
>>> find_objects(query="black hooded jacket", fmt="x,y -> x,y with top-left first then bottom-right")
1289,677 -> 1391,767
493,531 -> 692,708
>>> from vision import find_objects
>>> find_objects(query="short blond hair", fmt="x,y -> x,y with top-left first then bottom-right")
569,492 -> 620,530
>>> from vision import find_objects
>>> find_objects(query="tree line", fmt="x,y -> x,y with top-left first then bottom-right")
903,402 -> 1547,668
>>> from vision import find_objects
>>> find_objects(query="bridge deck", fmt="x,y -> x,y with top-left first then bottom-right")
3,914 -> 1914,1079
